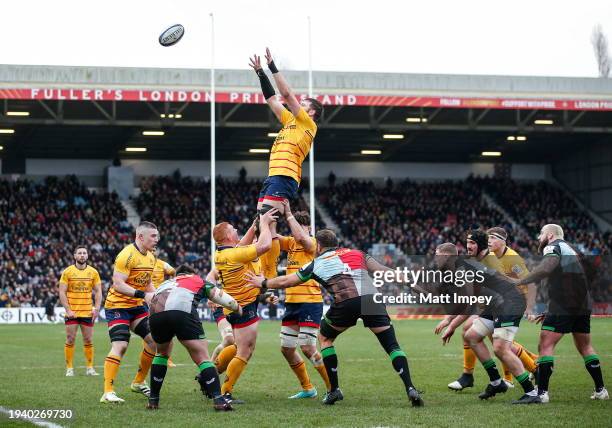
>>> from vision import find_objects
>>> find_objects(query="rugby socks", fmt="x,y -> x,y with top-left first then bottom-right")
290,360 -> 314,391
215,344 -> 237,374
310,352 -> 332,391
261,238 -> 280,278
482,359 -> 502,385
221,356 -> 248,394
516,371 -> 537,395
536,356 -> 554,394
514,342 -> 537,373
104,354 -> 121,393
502,363 -> 513,382
64,343 -> 75,369
584,354 -> 605,391
321,346 -> 339,391
83,343 -> 94,368
390,350 -> 415,392
149,355 -> 168,401
463,343 -> 476,374
197,361 -> 222,398
133,345 -> 155,384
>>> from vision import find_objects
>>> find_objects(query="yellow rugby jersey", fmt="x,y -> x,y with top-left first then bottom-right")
105,243 -> 156,309
279,236 -> 322,303
152,258 -> 175,288
59,265 -> 101,318
480,252 -> 505,273
497,247 -> 529,296
215,244 -> 262,312
268,108 -> 317,184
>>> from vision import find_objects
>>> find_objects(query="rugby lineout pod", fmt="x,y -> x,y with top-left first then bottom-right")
159,24 -> 185,47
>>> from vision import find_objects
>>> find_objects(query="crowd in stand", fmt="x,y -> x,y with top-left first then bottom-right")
0,176 -> 132,307
1,174 -> 610,308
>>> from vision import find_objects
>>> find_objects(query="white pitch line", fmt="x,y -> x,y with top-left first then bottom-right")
0,406 -> 65,428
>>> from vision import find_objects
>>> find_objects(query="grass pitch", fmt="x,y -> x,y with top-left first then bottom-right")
1,319 -> 610,427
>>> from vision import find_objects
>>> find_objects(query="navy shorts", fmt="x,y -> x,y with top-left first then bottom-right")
542,313 -> 591,334
226,301 -> 259,329
258,175 -> 299,202
65,317 -> 94,327
282,302 -> 323,328
104,306 -> 149,328
212,306 -> 226,324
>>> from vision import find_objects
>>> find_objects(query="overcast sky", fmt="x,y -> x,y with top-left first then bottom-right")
3,0 -> 611,77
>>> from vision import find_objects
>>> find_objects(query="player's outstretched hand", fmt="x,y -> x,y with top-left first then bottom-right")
441,327 -> 454,345
532,313 -> 546,324
65,309 -> 76,319
264,291 -> 279,305
260,208 -> 279,226
265,47 -> 273,65
245,272 -> 265,288
249,54 -> 262,71
434,318 -> 450,335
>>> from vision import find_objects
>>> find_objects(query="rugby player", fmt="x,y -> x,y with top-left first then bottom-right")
435,243 -> 540,404
208,209 -> 278,403
441,230 -> 536,391
514,224 -> 608,402
248,48 -> 323,280
146,265 -> 240,411
247,229 -> 424,407
278,201 -> 330,398
58,245 -> 102,376
100,221 -> 159,404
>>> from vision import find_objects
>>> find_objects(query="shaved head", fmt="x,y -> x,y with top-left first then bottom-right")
541,224 -> 564,239
436,243 -> 458,255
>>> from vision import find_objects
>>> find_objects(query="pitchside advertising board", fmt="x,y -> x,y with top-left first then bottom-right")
0,87 -> 612,110
0,305 -> 332,324
1,304 -> 611,324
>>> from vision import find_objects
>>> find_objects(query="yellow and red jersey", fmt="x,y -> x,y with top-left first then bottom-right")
152,258 -> 175,288
214,244 -> 262,313
104,243 -> 156,309
279,235 -> 322,303
268,108 -> 317,184
59,265 -> 101,317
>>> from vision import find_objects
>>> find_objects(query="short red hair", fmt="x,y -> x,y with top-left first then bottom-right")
213,222 -> 231,244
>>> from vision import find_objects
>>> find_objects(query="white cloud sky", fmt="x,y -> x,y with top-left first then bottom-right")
3,0 -> 612,77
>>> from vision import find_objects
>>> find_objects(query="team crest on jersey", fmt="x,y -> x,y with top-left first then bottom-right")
511,265 -> 523,275
543,245 -> 556,255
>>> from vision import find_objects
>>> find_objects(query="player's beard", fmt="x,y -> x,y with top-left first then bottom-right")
538,237 -> 549,254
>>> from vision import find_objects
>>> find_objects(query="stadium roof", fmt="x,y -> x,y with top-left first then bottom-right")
0,65 -> 611,163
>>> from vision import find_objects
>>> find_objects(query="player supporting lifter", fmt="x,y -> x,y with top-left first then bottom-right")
247,229 -> 423,407
100,221 -> 159,404
208,209 -> 278,403
151,251 -> 177,367
248,48 -> 323,279
58,245 -> 102,377
146,265 -> 241,411
278,201 -> 331,399
441,231 -> 537,391
514,224 -> 608,402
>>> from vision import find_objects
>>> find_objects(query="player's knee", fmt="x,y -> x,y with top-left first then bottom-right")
492,341 -> 508,357
281,346 -> 296,359
298,326 -> 318,348
300,344 -> 317,358
112,341 -> 129,356
133,318 -> 151,339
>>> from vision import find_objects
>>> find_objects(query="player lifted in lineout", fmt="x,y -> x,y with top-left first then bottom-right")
248,48 -> 324,280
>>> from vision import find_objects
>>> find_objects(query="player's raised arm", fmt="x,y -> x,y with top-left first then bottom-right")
245,271 -> 304,290
265,48 -> 302,117
249,53 -> 285,122
283,200 -> 315,252
254,208 -> 278,256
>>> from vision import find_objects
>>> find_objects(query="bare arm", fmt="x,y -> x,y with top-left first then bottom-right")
283,200 -> 315,252
92,283 -> 102,320
112,271 -> 144,297
265,48 -> 301,116
516,256 -> 559,286
246,272 -> 304,290
238,222 -> 257,247
58,283 -> 75,318
254,209 -> 278,256
206,268 -> 219,284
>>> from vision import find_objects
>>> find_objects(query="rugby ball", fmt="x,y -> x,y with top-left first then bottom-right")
159,24 -> 185,47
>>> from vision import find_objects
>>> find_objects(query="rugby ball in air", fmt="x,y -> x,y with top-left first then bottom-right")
159,24 -> 185,47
